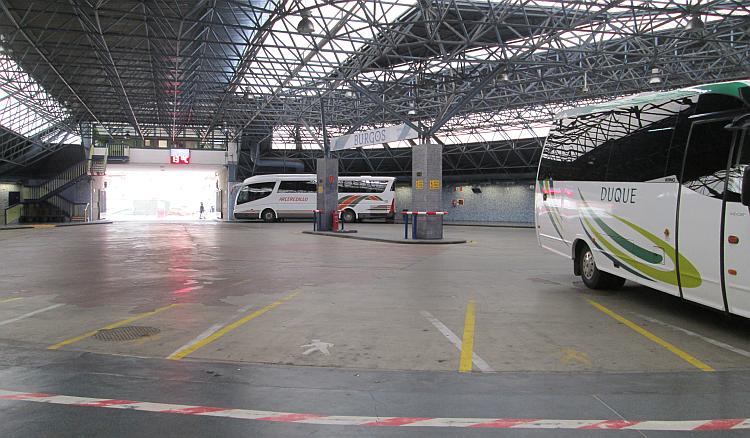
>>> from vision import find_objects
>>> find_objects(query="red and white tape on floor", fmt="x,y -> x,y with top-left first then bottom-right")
0,389 -> 747,431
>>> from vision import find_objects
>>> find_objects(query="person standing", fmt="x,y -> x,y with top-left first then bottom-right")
199,202 -> 205,219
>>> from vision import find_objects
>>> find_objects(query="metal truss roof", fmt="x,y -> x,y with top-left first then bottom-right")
0,0 -> 747,175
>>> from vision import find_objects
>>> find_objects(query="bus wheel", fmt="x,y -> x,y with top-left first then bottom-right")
341,209 -> 356,223
578,244 -> 624,290
261,209 -> 276,223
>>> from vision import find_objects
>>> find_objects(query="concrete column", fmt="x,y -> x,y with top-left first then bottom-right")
90,176 -> 105,221
316,157 -> 338,231
411,142 -> 443,239
225,140 -> 239,221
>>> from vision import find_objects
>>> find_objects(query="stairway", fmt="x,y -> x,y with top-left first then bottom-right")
22,159 -> 89,202
90,146 -> 108,175
18,158 -> 91,223
90,157 -> 106,175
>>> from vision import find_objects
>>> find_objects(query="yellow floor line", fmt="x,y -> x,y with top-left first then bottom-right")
459,299 -> 476,373
168,291 -> 300,360
48,303 -> 180,350
585,298 -> 714,372
0,297 -> 22,304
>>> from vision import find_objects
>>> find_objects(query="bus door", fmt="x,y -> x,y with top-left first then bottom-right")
722,120 -> 750,317
677,118 -> 735,311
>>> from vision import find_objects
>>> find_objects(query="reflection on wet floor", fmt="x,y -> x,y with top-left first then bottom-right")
0,222 -> 748,374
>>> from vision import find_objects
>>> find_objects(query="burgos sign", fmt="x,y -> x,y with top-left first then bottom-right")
331,123 -> 418,151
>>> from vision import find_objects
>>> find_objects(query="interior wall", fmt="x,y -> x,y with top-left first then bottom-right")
395,181 -> 535,225
0,181 -> 22,212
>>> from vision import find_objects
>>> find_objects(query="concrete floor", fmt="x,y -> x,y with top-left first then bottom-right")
0,222 -> 749,436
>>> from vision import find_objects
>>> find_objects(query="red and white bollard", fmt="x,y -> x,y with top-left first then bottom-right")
332,210 -> 340,232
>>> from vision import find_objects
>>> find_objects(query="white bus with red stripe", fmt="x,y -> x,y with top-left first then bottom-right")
233,174 -> 396,223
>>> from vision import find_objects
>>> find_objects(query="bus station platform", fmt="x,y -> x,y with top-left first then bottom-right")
1,221 -> 750,436
302,223 -> 467,244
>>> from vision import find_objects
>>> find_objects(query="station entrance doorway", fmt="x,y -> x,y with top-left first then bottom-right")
104,165 -> 220,221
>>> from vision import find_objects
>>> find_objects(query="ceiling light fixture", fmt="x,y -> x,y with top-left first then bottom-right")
649,68 -> 663,85
297,9 -> 315,35
582,71 -> 589,93
685,14 -> 705,33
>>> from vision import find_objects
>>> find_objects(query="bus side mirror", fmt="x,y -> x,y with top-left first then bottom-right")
743,166 -> 750,207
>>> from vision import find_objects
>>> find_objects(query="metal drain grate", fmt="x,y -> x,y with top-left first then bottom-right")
93,326 -> 160,342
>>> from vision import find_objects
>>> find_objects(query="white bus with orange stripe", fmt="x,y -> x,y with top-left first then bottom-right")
233,174 -> 396,223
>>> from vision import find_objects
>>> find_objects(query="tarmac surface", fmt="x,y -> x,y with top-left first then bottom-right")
0,221 -> 748,436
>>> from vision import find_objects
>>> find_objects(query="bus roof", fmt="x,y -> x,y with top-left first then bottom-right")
555,80 -> 750,120
241,174 -> 395,184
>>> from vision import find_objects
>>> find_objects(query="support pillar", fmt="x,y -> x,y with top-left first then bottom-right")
225,140 -> 239,220
316,157 -> 338,231
411,142 -> 443,239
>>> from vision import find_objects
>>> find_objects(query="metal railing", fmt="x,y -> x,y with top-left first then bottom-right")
107,143 -> 130,158
73,203 -> 90,222
46,194 -> 72,216
22,160 -> 88,201
3,203 -> 22,225
46,195 -> 90,222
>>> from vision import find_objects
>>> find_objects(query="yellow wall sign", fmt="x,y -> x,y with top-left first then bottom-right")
415,179 -> 424,190
317,186 -> 323,193
429,179 -> 440,190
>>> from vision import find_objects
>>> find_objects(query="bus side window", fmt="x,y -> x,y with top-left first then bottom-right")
339,180 -> 387,193
237,186 -> 251,205
680,120 -> 735,199
603,109 -> 676,182
279,181 -> 316,193
726,130 -> 750,203
538,113 -> 612,182
237,182 -> 275,204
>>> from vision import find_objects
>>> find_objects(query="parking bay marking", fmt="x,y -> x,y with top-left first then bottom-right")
0,304 -> 64,327
633,312 -> 750,359
586,298 -> 714,372
167,304 -> 254,358
420,310 -> 493,373
0,297 -> 22,304
168,291 -> 300,360
459,300 -> 477,373
48,303 -> 180,350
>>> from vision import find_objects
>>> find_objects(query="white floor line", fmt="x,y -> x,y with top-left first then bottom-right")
0,304 -> 64,327
633,312 -> 750,358
167,304 -> 254,358
420,310 -> 494,373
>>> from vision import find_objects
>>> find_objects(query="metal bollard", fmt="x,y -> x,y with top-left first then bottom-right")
332,211 -> 340,232
403,212 -> 409,239
412,213 -> 418,239
313,211 -> 318,231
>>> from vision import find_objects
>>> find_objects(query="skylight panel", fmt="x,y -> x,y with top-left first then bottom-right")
0,52 -> 70,138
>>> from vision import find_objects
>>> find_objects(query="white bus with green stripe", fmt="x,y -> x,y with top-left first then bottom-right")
536,80 -> 750,317
234,174 -> 395,223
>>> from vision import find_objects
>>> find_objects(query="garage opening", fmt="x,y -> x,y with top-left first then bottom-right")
104,165 -> 220,221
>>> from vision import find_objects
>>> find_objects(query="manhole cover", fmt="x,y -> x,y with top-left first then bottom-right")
93,326 -> 160,342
